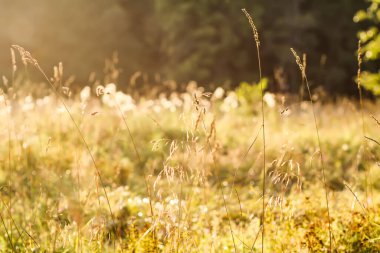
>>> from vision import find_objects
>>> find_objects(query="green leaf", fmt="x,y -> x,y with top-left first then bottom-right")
354,10 -> 368,23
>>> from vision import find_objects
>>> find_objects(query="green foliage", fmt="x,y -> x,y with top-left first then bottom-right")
355,0 -> 380,95
337,213 -> 380,252
235,78 -> 268,106
0,0 -> 368,94
361,71 -> 380,95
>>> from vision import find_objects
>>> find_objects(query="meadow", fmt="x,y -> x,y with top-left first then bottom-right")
0,44 -> 378,253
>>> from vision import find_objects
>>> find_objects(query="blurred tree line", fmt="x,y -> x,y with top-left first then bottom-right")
0,0 -> 370,95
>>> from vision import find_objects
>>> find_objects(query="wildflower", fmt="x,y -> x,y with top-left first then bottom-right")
80,86 -> 91,102
263,93 -> 276,108
104,83 -> 117,95
221,91 -> 238,112
213,87 -> 225,100
22,95 -> 35,111
115,91 -> 136,112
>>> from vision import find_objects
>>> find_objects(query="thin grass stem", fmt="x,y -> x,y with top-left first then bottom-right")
291,48 -> 333,252
242,9 -> 266,252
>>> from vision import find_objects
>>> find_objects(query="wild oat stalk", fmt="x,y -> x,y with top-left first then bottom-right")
290,48 -> 332,252
10,45 -> 116,228
197,98 -> 237,252
242,9 -> 267,253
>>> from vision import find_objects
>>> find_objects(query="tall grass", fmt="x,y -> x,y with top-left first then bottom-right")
97,86 -> 157,248
291,48 -> 333,251
242,9 -> 267,252
0,33 -> 379,252
11,45 -> 116,231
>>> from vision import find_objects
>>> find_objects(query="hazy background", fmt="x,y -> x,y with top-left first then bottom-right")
0,0 -> 368,94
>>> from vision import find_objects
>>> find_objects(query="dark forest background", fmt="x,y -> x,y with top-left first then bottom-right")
0,0 -> 369,95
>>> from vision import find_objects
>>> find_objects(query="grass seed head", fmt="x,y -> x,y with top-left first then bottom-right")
290,48 -> 305,77
357,40 -> 362,89
96,85 -> 105,96
10,48 -> 17,73
59,62 -> 63,77
12,45 -> 38,66
242,9 -> 260,47
2,76 -> 8,87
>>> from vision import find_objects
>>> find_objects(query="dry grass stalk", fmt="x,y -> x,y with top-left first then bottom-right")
364,136 -> 380,146
193,94 -> 237,252
291,48 -> 333,252
371,115 -> 380,126
11,45 -> 116,234
3,50 -> 19,248
242,8 -> 267,252
344,182 -> 367,215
